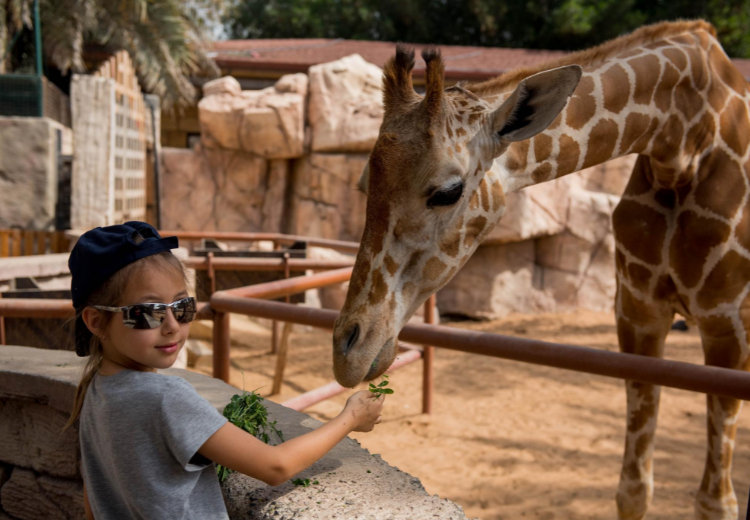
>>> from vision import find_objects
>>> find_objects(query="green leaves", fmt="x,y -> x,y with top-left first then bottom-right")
292,478 -> 319,487
368,374 -> 393,399
216,389 -> 284,483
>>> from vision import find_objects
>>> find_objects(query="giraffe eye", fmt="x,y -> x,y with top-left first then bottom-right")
427,182 -> 464,208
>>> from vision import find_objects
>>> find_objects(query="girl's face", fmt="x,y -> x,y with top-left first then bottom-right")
100,266 -> 190,373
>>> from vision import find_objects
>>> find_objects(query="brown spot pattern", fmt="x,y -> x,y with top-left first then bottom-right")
720,97 -> 750,157
628,55 -> 661,105
532,163 -> 553,183
534,133 -> 553,163
651,115 -> 684,166
368,268 -> 388,305
627,262 -> 653,293
684,112 -> 716,158
619,113 -> 652,155
694,149 -> 745,220
663,48 -> 688,71
505,139 -> 530,171
439,228 -> 461,258
696,250 -> 750,310
445,120 -> 453,138
630,117 -> 660,154
556,135 -> 580,176
583,118 -> 619,169
423,257 -> 447,282
601,64 -> 630,114
566,76 -> 596,130
654,62 -> 680,112
670,211 -> 731,288
491,180 -> 505,211
464,216 -> 488,248
613,200 -> 667,265
469,191 -> 479,210
674,77 -> 704,122
479,178 -> 490,212
685,45 -> 708,90
467,112 -> 482,125
710,45 -> 747,95
383,254 -> 399,276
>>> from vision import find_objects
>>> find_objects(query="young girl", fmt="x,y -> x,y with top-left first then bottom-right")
64,221 -> 385,520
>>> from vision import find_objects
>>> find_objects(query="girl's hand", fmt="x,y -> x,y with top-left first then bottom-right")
342,390 -> 385,432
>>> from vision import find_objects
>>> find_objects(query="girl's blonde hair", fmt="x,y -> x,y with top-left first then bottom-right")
63,252 -> 187,431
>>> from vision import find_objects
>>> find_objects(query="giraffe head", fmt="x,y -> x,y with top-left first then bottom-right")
332,47 -> 582,387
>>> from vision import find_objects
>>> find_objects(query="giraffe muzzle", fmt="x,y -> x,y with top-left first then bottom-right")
340,323 -> 360,356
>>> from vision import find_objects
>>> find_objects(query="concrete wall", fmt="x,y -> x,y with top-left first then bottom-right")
0,117 -> 72,230
0,346 -> 473,520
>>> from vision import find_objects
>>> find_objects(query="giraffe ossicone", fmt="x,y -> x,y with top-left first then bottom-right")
333,20 -> 750,520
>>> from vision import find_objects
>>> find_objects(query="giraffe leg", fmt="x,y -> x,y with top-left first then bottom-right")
693,317 -> 748,520
615,284 -> 674,520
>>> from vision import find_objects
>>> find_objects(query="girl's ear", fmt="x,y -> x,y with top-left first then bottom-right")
82,307 -> 106,338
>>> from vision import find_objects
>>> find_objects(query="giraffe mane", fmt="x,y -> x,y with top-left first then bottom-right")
467,19 -> 717,96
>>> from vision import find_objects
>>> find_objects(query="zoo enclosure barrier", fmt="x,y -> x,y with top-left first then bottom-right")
5,232 -> 750,415
0,229 -> 71,257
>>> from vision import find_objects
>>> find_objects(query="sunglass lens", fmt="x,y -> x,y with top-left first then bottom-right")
125,305 -> 165,329
174,298 -> 196,324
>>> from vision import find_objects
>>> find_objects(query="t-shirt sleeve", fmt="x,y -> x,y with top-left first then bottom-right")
159,377 -> 228,472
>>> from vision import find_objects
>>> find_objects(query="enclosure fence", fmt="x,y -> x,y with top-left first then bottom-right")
3,232 -> 750,415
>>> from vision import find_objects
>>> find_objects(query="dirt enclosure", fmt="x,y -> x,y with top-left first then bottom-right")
188,309 -> 750,519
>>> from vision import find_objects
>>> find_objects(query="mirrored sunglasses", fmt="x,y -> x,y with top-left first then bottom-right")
93,297 -> 197,329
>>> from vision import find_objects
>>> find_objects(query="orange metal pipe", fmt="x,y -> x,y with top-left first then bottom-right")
206,297 -> 750,402
281,346 -> 422,411
161,231 -> 360,254
223,267 -> 353,300
213,311 -> 231,384
422,295 -> 436,414
183,257 -> 355,271
0,299 -> 75,318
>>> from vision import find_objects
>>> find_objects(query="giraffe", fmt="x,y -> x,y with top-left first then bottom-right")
330,20 -> 750,519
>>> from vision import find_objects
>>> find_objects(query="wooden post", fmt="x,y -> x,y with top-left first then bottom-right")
207,252 -> 216,295
212,311 -> 231,384
271,322 -> 293,395
422,295 -> 436,415
0,231 -> 9,257
23,230 -> 35,256
10,230 -> 21,257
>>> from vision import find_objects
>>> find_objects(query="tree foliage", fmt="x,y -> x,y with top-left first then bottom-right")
223,0 -> 750,58
1,0 -> 223,108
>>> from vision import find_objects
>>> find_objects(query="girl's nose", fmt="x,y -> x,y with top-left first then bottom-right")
161,308 -> 180,334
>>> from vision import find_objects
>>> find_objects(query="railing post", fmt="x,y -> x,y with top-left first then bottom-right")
207,252 -> 216,295
422,295 -> 436,415
270,242 -> 283,354
213,311 -> 231,384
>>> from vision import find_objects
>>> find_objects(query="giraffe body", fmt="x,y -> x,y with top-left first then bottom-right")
332,20 -> 750,519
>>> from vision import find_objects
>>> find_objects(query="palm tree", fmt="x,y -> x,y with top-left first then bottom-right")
0,0 -> 221,108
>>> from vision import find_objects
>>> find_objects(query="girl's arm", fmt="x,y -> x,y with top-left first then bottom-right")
83,484 -> 94,520
198,390 -> 383,486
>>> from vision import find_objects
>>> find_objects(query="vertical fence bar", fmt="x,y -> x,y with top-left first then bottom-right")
0,231 -> 9,257
270,241 -> 282,354
10,230 -> 21,257
212,311 -> 231,384
422,295 -> 436,415
23,230 -> 34,256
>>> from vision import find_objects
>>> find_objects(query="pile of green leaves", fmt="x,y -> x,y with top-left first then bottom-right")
216,390 -> 284,482
368,374 -> 393,399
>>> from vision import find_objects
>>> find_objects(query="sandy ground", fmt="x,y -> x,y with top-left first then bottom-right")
187,309 -> 750,520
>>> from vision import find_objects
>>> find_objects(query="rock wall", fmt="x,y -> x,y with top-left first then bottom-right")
159,54 -> 638,319
0,346 -> 473,520
0,117 -> 72,230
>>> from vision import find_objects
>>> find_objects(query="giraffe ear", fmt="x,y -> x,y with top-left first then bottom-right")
357,162 -> 370,196
493,65 -> 582,142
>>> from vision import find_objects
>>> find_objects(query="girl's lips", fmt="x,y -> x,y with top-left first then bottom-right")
156,342 -> 178,354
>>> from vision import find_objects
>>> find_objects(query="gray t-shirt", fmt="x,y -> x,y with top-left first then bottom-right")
80,370 -> 229,519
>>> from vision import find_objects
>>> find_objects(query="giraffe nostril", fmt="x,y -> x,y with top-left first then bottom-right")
341,324 -> 360,356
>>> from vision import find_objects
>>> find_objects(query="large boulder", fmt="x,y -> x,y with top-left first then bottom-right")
202,76 -> 242,98
199,75 -> 306,159
308,54 -> 384,153
160,146 -> 288,233
289,153 -> 369,242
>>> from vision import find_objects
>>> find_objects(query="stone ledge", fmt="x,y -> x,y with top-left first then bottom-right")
0,254 -> 70,283
0,346 -> 474,520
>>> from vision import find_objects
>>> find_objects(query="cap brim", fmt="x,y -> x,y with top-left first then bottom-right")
74,315 -> 93,357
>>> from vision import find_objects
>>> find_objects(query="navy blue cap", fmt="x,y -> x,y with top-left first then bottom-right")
69,221 -> 178,356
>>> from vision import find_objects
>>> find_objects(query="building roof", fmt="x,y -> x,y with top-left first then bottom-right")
210,37 -> 750,82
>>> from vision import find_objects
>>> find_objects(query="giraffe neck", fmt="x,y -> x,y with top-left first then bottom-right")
495,29 -> 726,194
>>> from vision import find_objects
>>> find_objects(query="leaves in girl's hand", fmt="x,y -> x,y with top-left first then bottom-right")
368,374 -> 393,399
216,388 -> 284,483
